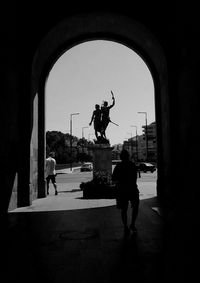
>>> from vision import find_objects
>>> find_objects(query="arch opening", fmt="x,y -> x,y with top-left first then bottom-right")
30,12 -> 169,207
43,39 -> 156,209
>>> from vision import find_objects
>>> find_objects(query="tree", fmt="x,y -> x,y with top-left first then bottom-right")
46,131 -> 94,164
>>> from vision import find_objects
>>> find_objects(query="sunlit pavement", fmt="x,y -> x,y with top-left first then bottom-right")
9,171 -> 157,213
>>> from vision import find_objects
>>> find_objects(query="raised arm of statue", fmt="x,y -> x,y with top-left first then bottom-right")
109,91 -> 115,109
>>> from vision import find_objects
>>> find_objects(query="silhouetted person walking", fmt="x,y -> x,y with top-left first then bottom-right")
112,149 -> 139,236
46,152 -> 58,195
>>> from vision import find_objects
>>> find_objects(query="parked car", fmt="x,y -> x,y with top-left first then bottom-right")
80,162 -> 93,172
137,162 -> 156,173
112,160 -> 121,165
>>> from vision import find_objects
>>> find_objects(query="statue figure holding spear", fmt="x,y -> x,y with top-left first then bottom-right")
89,91 -> 118,144
100,91 -> 116,140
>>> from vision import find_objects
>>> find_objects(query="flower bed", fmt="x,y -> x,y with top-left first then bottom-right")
80,180 -> 116,199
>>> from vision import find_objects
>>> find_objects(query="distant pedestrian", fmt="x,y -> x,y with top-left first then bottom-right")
46,152 -> 58,195
112,149 -> 139,236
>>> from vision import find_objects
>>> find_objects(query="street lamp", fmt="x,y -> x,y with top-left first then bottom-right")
131,125 -> 138,162
82,126 -> 89,139
81,126 -> 88,153
138,111 -> 148,161
70,112 -> 79,171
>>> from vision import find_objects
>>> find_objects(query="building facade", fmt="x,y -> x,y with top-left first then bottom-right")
142,121 -> 157,162
123,122 -> 157,163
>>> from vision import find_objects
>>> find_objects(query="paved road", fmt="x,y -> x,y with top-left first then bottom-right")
56,170 -> 157,199
10,170 -> 157,213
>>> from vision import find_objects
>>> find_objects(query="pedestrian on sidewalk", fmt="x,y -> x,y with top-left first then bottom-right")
112,149 -> 140,236
46,152 -> 58,195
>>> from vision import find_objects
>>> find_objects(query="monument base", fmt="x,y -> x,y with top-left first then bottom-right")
80,181 -> 116,199
80,143 -> 116,199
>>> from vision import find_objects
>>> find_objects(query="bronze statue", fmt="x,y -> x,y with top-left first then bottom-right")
89,104 -> 102,140
89,91 -> 116,143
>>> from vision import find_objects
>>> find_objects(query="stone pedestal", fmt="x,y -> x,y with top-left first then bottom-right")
88,144 -> 114,184
81,143 -> 116,199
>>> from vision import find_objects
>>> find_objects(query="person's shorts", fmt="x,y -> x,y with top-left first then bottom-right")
116,189 -> 139,209
46,174 -> 56,184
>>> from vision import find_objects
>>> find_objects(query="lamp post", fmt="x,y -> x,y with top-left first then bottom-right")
138,111 -> 148,161
131,125 -> 138,162
82,126 -> 89,139
82,126 -> 88,153
70,113 -> 79,171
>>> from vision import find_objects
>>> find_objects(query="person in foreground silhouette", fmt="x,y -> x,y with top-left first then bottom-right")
112,149 -> 140,236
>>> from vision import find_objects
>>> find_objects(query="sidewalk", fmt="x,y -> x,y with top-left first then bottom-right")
6,193 -> 164,283
9,171 -> 157,213
56,166 -> 81,174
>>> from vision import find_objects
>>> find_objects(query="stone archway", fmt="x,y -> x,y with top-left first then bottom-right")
31,12 -> 169,201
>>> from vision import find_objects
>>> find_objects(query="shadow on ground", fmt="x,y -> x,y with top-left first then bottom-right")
5,197 -> 165,283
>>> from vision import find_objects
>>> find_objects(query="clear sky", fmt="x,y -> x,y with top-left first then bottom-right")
45,40 -> 155,146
